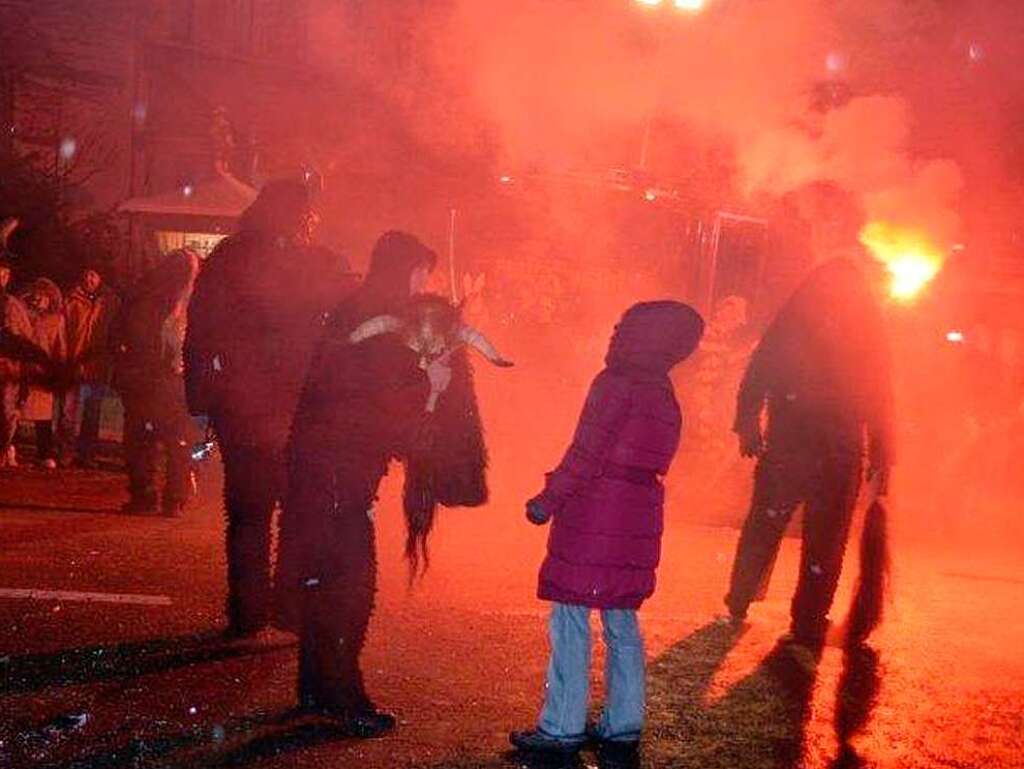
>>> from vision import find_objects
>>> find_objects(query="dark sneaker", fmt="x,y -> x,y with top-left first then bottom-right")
715,612 -> 747,628
310,705 -> 395,738
345,709 -> 396,738
723,595 -> 748,623
597,739 -> 640,769
510,729 -> 583,754
779,633 -> 824,672
223,621 -> 270,641
120,498 -> 158,515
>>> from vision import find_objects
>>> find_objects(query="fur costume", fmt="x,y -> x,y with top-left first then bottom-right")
115,250 -> 198,513
184,180 -> 354,633
279,231 -> 495,721
724,256 -> 894,643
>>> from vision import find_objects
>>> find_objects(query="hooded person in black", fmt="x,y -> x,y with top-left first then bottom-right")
723,254 -> 894,646
184,179 -> 354,636
278,231 -> 492,735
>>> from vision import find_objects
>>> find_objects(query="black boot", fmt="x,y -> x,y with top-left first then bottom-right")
297,592 -> 395,737
225,523 -> 272,636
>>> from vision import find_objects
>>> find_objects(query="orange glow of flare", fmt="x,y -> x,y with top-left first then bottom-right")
858,222 -> 944,302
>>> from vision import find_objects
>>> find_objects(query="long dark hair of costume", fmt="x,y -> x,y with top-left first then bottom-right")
400,297 -> 487,580
846,496 -> 890,645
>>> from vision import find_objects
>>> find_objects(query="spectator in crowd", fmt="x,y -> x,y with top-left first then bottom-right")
0,232 -> 39,468
59,266 -> 121,467
19,278 -> 67,468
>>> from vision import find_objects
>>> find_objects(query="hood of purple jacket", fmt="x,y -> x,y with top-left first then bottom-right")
606,300 -> 705,376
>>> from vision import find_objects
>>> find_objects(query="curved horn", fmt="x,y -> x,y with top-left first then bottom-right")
0,217 -> 18,246
456,324 -> 514,367
349,315 -> 403,344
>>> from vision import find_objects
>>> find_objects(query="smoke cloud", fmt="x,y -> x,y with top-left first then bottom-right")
305,0 -> 1015,249
443,0 -> 968,242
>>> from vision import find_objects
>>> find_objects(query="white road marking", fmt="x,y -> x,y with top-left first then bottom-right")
0,588 -> 171,606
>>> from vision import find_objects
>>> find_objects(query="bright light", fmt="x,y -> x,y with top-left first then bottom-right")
634,0 -> 706,11
859,221 -> 944,302
59,137 -> 77,161
182,184 -> 195,198
946,330 -> 965,344
643,189 -> 657,201
499,175 -> 514,184
825,51 -> 847,74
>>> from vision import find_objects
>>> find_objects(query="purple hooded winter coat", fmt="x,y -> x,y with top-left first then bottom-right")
535,301 -> 705,609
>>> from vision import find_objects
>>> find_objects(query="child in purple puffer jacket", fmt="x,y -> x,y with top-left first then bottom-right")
510,300 -> 704,761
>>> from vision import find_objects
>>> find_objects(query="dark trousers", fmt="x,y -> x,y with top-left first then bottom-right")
726,445 -> 862,639
122,400 -> 192,508
32,420 -> 55,460
280,435 -> 387,712
220,443 -> 285,635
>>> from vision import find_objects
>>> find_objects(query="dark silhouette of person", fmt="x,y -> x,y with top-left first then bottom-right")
184,179 -> 354,636
278,231 -> 494,736
723,254 -> 894,646
114,250 -> 199,515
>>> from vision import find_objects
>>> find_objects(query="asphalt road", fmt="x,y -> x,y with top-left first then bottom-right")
0,462 -> 1022,769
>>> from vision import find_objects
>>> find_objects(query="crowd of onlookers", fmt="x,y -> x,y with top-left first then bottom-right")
0,215 -> 200,517
1,229 -> 121,471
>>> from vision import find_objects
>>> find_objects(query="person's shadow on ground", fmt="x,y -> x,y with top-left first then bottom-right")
0,630 -> 293,695
645,624 -> 883,769
5,623 -> 881,769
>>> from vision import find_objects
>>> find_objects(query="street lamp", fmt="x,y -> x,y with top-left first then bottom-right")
634,0 -> 707,11
632,0 -> 707,169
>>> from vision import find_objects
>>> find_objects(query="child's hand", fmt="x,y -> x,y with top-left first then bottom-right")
525,497 -> 551,525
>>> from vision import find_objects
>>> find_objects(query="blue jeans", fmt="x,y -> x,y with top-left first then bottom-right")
538,603 -> 645,744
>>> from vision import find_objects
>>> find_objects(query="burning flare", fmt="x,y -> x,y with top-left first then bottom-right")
858,222 -> 944,302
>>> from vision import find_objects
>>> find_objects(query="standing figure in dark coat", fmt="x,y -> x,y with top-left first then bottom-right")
114,249 -> 199,515
184,180 -> 354,636
279,231 -> 502,736
723,254 -> 894,646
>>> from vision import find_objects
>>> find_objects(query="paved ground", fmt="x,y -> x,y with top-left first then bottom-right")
0,454 -> 1022,769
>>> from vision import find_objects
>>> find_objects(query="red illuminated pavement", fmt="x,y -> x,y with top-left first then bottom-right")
1,465 -> 1022,769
